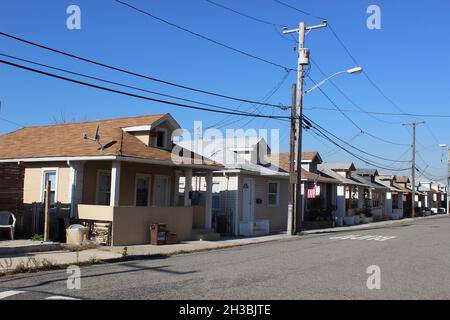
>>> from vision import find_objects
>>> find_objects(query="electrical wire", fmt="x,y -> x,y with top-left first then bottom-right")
113,0 -> 295,72
0,31 -> 290,110
0,59 -> 291,120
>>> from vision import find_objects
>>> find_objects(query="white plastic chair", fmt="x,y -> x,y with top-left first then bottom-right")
0,211 -> 16,240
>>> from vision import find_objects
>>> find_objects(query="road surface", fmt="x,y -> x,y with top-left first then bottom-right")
1,216 -> 449,300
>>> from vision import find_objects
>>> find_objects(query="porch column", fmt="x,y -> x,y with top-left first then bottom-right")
397,192 -> 403,210
68,161 -> 85,218
357,186 -> 364,209
385,191 -> 392,217
205,171 -> 213,229
110,160 -> 121,207
184,167 -> 192,206
336,185 -> 345,226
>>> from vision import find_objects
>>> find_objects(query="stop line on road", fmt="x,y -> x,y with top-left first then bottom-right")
0,290 -> 79,300
329,234 -> 397,242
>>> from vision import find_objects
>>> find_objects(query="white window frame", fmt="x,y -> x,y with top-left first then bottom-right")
134,173 -> 152,206
40,168 -> 59,203
153,174 -> 171,207
267,180 -> 280,207
154,127 -> 168,149
96,169 -> 112,205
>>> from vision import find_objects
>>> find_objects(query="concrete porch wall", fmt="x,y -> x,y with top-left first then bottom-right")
77,204 -> 193,246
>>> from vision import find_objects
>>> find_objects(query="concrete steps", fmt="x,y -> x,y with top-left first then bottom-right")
191,228 -> 221,241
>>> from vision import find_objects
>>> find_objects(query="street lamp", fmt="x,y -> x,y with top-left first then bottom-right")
304,67 -> 363,95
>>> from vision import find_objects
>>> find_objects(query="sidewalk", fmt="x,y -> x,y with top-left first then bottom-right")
1,214 -> 447,274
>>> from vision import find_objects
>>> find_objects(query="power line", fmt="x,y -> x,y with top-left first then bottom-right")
272,0 -> 325,21
0,52 -> 290,120
307,75 -> 409,146
307,124 -> 410,171
0,116 -> 24,128
0,59 -> 292,120
0,31 -> 289,110
303,105 -> 450,119
113,0 -> 295,72
205,0 -> 285,27
303,114 -> 411,163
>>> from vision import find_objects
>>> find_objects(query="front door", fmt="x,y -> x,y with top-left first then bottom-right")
242,179 -> 254,222
154,175 -> 170,207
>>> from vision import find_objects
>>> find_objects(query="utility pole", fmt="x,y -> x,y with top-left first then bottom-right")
283,21 -> 327,233
287,84 -> 296,235
445,148 -> 450,214
402,121 -> 425,218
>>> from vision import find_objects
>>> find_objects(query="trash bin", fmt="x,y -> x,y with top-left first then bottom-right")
150,223 -> 167,245
66,224 -> 89,245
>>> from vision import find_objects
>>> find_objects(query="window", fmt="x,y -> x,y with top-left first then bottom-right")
42,170 -> 57,204
268,181 -> 279,207
96,170 -> 111,205
135,174 -> 151,206
156,129 -> 167,148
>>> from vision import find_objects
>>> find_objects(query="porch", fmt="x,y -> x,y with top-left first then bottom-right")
71,159 -> 217,246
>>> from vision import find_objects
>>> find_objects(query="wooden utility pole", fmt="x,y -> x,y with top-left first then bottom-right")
287,84 -> 296,235
402,121 -> 425,218
283,21 -> 327,233
44,180 -> 51,241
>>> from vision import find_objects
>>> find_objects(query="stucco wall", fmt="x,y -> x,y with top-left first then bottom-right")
112,206 -> 193,245
23,162 -> 70,204
238,174 -> 289,232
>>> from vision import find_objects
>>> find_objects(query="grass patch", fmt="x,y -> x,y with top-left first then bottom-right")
30,234 -> 44,241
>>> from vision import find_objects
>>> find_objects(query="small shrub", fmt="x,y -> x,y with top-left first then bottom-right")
31,234 -> 44,241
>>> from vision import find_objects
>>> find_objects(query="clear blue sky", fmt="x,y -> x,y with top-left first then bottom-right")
1,0 -> 449,181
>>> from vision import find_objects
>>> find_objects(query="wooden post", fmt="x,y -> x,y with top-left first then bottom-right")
44,180 -> 51,242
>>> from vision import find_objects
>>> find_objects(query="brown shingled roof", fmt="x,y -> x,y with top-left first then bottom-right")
272,152 -> 339,184
0,114 -> 218,166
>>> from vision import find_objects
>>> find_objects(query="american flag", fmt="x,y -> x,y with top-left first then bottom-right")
307,180 -> 317,199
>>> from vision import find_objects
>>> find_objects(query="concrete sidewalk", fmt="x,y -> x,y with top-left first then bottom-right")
1,214 -> 447,273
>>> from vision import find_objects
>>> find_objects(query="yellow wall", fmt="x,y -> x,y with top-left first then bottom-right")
23,162 -> 71,204
82,161 -> 112,205
113,206 -> 193,245
77,204 -> 114,221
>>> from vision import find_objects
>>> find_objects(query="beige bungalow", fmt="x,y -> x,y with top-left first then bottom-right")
0,113 -> 221,246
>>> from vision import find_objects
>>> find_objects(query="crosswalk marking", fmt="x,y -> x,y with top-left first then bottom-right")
0,290 -> 79,300
329,234 -> 397,241
0,290 -> 25,299
45,296 -> 79,300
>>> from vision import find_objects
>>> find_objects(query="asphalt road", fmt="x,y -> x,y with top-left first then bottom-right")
1,216 -> 450,300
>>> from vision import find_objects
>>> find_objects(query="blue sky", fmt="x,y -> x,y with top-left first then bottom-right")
0,0 -> 449,181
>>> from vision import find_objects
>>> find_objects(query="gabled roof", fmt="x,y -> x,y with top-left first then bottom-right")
301,151 -> 322,163
319,162 -> 356,171
270,152 -> 339,183
354,168 -> 379,176
393,182 -> 413,194
375,178 -> 403,192
395,176 -> 410,184
349,172 -> 388,190
319,168 -> 368,186
0,114 -> 218,167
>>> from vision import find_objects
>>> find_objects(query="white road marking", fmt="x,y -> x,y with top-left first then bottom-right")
0,290 -> 25,299
45,296 -> 79,300
329,234 -> 397,241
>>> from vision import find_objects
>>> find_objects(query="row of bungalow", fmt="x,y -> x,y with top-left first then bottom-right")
0,113 -> 447,245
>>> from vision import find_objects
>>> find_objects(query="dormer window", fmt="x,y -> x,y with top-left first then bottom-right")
155,129 -> 167,148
